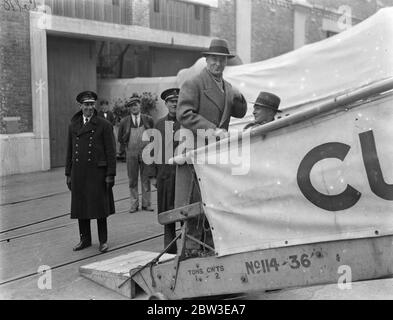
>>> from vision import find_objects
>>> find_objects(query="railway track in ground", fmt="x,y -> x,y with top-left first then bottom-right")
0,178 -> 129,207
0,179 -> 155,236
0,230 -> 164,286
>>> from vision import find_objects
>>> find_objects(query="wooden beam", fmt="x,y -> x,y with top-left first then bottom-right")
158,202 -> 203,225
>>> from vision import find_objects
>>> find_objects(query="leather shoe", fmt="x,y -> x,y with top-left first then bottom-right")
99,243 -> 109,253
129,208 -> 138,213
73,240 -> 91,251
142,206 -> 154,211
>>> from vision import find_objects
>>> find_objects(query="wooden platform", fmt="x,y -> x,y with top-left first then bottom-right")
79,250 -> 175,299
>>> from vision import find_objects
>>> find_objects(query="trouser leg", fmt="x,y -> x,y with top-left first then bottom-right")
140,160 -> 151,208
185,178 -> 204,250
78,219 -> 91,242
97,218 -> 107,244
129,187 -> 139,210
127,155 -> 139,210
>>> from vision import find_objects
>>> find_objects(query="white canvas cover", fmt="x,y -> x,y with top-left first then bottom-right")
176,9 -> 393,256
192,93 -> 393,256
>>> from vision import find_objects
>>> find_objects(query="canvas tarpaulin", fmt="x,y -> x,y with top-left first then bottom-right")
192,94 -> 393,257
175,9 -> 393,257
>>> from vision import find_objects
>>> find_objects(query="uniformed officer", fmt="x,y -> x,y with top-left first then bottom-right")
65,91 -> 116,253
149,88 -> 181,253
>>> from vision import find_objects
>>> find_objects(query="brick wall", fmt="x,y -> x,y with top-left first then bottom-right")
0,6 -> 33,134
251,0 -> 294,62
210,0 -> 236,52
308,0 -> 393,20
304,10 -> 325,45
250,0 -> 393,61
132,0 -> 150,27
305,0 -> 393,45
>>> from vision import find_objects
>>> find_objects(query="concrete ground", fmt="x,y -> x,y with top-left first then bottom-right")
0,163 -> 162,300
0,163 -> 392,300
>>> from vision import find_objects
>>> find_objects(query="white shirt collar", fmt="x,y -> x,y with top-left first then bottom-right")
133,114 -> 140,124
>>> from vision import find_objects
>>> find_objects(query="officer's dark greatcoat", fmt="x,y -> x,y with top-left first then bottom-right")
148,114 -> 180,253
65,110 -> 116,219
153,114 -> 181,213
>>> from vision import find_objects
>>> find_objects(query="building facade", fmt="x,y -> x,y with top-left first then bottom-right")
1,0 -> 392,175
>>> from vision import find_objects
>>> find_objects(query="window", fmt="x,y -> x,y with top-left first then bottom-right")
154,0 -> 160,12
194,5 -> 200,20
326,30 -> 338,38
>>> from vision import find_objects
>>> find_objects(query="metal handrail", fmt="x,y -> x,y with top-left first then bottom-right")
170,76 -> 393,165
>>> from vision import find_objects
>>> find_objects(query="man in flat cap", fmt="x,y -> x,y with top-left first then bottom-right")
177,38 -> 248,256
118,93 -> 154,213
244,92 -> 282,130
148,88 -> 181,253
65,90 -> 116,253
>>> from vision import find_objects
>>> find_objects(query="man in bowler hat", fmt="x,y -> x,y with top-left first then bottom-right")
149,88 -> 181,254
244,92 -> 282,130
65,91 -> 116,253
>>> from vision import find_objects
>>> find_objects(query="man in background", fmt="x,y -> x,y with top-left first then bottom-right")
97,99 -> 116,126
118,93 -> 154,213
149,88 -> 181,254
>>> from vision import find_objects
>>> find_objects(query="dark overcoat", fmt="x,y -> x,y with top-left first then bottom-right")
176,68 -> 248,250
177,67 -> 247,133
151,115 -> 181,213
97,110 -> 116,126
65,110 -> 116,219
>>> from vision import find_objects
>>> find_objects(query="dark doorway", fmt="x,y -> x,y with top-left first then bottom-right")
47,36 -> 97,167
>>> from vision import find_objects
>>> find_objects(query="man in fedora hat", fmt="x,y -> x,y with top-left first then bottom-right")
176,38 -> 248,256
65,90 -> 116,253
148,88 -> 181,253
244,92 -> 282,130
118,93 -> 154,213
177,38 -> 247,137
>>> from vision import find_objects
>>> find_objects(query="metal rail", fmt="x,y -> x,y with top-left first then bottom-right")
0,231 -> 164,287
170,77 -> 393,164
0,190 -> 157,235
0,179 -> 129,206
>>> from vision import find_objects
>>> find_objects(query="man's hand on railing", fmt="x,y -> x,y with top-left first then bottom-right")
213,128 -> 229,139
